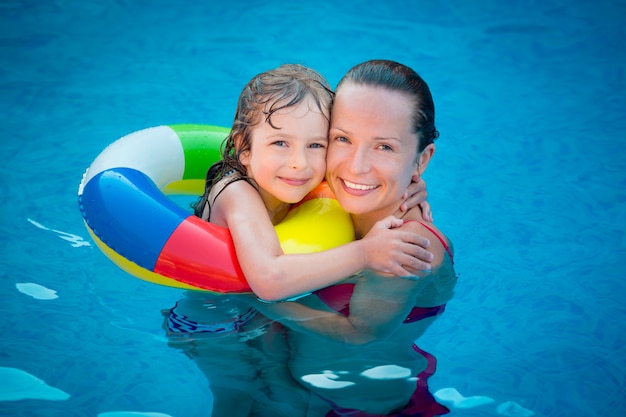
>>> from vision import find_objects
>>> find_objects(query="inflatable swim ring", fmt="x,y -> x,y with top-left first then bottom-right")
78,124 -> 354,293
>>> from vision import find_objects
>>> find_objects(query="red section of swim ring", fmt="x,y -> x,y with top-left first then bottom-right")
154,216 -> 251,293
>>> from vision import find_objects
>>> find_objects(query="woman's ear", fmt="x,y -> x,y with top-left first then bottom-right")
415,144 -> 435,177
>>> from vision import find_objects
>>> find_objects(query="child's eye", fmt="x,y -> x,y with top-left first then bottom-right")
272,140 -> 288,147
309,142 -> 326,149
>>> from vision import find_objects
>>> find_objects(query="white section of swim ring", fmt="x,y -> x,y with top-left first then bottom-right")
78,125 -> 185,195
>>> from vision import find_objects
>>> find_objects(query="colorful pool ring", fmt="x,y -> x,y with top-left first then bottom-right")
78,124 -> 354,293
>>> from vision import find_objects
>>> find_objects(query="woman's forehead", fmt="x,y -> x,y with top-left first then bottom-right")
336,83 -> 411,115
333,85 -> 412,129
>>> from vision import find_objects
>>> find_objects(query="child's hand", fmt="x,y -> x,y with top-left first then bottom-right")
360,216 -> 433,276
395,178 -> 433,222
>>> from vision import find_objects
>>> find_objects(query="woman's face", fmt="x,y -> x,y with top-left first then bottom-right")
327,82 -> 420,217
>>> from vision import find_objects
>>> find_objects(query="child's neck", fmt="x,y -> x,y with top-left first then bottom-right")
258,189 -> 291,225
267,203 -> 291,225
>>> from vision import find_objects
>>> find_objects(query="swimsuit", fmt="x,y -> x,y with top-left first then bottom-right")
406,220 -> 454,264
201,169 -> 248,221
315,284 -> 446,325
313,287 -> 450,416
322,346 -> 450,417
315,220 -> 453,323
162,302 -> 258,336
314,222 -> 453,416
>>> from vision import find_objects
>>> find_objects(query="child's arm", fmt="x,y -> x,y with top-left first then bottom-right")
251,239 -> 456,345
214,180 -> 432,301
395,178 -> 433,222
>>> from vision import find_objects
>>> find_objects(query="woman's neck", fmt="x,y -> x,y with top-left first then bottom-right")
351,205 -> 425,239
351,209 -> 390,239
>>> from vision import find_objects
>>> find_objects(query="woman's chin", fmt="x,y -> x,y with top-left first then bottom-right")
335,197 -> 373,215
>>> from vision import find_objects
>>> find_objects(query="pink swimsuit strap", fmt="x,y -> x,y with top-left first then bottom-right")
315,283 -> 446,324
404,220 -> 453,263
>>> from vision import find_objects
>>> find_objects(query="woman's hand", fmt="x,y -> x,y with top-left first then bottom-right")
359,216 -> 433,276
395,178 -> 433,222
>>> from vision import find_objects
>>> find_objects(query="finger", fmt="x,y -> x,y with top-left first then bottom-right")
405,254 -> 432,272
414,246 -> 434,264
372,217 -> 392,230
400,232 -> 431,249
391,217 -> 404,228
381,215 -> 404,229
402,191 -> 427,212
402,264 -> 431,277
392,265 -> 413,277
385,260 -> 413,277
393,256 -> 431,277
420,201 -> 433,223
409,177 -> 427,194
400,241 -> 434,264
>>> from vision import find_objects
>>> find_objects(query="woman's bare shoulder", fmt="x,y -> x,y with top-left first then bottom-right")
400,211 -> 451,266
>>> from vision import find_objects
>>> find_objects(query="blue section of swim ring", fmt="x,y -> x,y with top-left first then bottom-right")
78,167 -> 189,270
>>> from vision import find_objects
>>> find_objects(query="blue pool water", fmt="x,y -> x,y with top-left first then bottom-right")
1,0 -> 625,416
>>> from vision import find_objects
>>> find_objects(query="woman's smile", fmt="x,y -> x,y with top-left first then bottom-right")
341,178 -> 379,193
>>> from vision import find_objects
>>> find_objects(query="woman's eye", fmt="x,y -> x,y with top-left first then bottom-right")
377,144 -> 393,151
334,136 -> 350,143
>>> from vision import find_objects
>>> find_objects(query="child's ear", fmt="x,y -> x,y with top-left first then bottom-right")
234,134 -> 251,166
416,144 -> 435,176
239,149 -> 250,166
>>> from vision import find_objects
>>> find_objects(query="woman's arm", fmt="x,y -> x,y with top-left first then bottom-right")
252,216 -> 456,344
253,272 -> 430,344
215,181 -> 432,301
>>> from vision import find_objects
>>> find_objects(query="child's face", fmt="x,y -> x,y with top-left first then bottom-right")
241,95 -> 329,205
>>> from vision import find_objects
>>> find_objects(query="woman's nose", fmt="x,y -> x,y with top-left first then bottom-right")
347,147 -> 370,174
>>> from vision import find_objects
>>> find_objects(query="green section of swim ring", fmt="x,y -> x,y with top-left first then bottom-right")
166,124 -> 231,195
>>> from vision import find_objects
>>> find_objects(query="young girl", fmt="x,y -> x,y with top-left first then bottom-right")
193,64 -> 433,301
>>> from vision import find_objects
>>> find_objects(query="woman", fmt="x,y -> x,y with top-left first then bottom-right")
254,60 -> 457,416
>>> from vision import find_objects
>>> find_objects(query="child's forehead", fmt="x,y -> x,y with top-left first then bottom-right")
264,94 -> 330,119
254,95 -> 329,142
